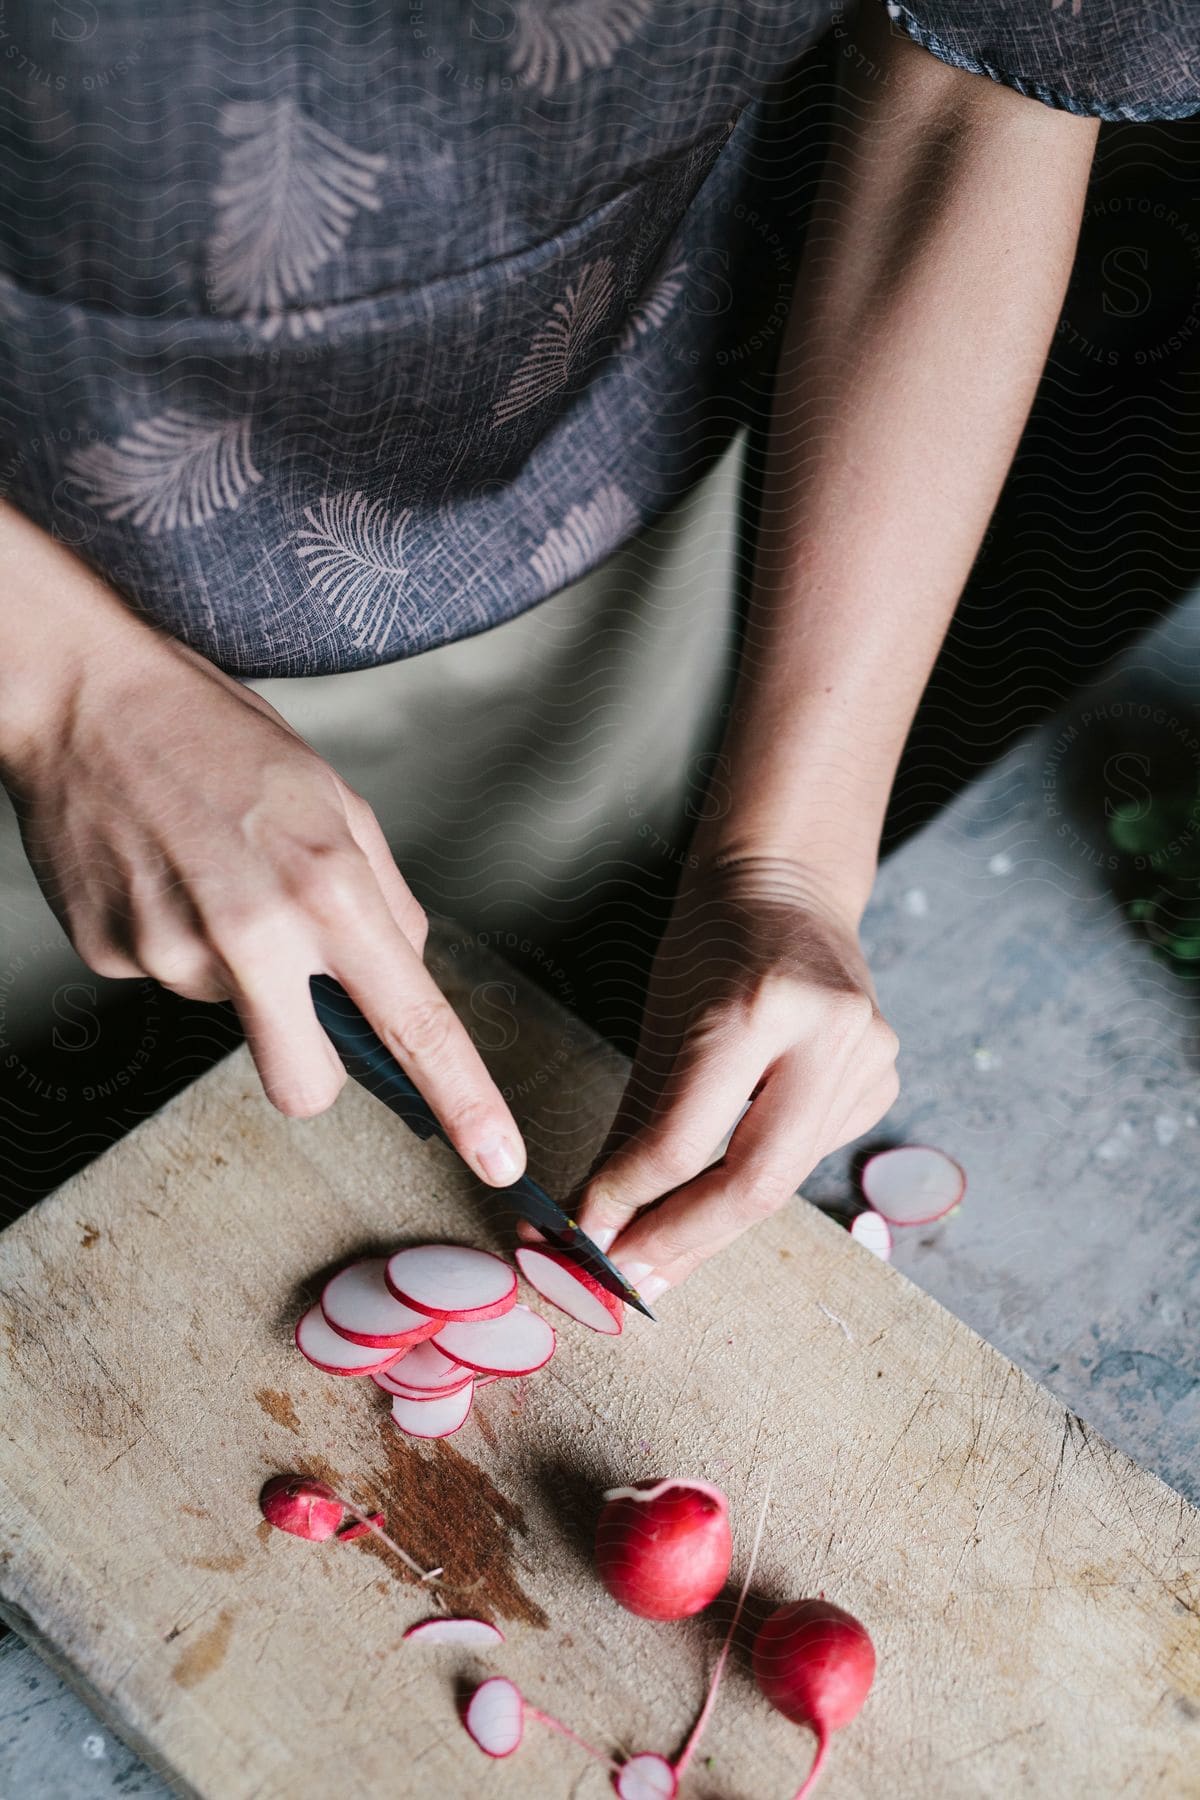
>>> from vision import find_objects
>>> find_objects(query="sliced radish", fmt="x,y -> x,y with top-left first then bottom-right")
375,1337 -> 469,1393
465,1677 -> 524,1758
404,1617 -> 505,1648
861,1145 -> 965,1226
386,1377 -> 475,1403
515,1245 -> 623,1335
434,1303 -> 556,1376
849,1210 -> 893,1260
320,1258 -> 444,1349
294,1304 -> 401,1376
614,1754 -> 678,1800
385,1243 -> 517,1322
390,1382 -> 474,1439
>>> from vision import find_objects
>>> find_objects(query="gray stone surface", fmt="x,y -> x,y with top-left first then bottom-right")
0,1632 -> 171,1799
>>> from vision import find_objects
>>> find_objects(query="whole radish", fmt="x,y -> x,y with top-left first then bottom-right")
752,1599 -> 875,1799
259,1475 -> 345,1541
596,1479 -> 732,1620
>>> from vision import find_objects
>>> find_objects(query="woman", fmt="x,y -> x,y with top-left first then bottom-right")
0,2 -> 1191,1299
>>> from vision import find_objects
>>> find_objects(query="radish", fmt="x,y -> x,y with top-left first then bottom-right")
373,1337 -> 469,1394
433,1303 -> 556,1376
515,1245 -> 623,1335
752,1599 -> 876,1799
613,1753 -> 678,1799
259,1475 -> 344,1541
258,1476 -> 434,1576
404,1617 -> 505,1648
465,1677 -> 524,1758
294,1303 -> 401,1376
378,1371 -> 475,1402
390,1382 -> 474,1439
848,1210 -> 892,1260
595,1479 -> 732,1620
320,1257 -> 444,1349
860,1145 -> 964,1226
385,1243 -> 517,1322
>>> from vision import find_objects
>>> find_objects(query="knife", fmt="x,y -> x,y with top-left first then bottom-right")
309,974 -> 656,1320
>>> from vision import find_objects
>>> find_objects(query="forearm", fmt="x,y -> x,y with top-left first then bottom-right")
697,7 -> 1099,919
0,499 -> 158,781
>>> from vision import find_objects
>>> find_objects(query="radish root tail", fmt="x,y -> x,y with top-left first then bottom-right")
792,1731 -> 830,1800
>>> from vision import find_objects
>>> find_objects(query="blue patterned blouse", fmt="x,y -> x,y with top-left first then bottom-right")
0,1 -> 1195,676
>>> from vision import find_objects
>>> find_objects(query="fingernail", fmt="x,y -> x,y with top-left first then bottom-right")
588,1224 -> 617,1252
616,1259 -> 669,1304
477,1134 -> 522,1186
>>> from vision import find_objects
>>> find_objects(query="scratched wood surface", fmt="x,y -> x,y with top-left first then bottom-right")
1,919 -> 1197,1799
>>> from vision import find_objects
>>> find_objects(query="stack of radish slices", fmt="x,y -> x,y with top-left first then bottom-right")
295,1243 -> 620,1439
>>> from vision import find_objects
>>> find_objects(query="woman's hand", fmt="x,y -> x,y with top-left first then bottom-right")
0,508 -> 526,1183
571,854 -> 898,1300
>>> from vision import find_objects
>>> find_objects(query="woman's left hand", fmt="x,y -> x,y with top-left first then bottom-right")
570,854 -> 899,1302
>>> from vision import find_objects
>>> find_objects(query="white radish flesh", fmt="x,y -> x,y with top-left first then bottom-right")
375,1337 -> 469,1393
320,1257 -> 443,1348
434,1303 -> 556,1376
515,1245 -> 623,1335
403,1617 -> 505,1648
385,1243 -> 517,1322
390,1382 -> 474,1439
465,1677 -> 524,1758
860,1144 -> 965,1226
615,1754 -> 678,1800
849,1210 -> 893,1260
294,1304 -> 400,1376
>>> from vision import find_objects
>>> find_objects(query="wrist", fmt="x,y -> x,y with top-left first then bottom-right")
0,503 -> 162,783
687,829 -> 878,929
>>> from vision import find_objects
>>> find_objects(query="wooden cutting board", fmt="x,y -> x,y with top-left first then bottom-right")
1,921 -> 1197,1799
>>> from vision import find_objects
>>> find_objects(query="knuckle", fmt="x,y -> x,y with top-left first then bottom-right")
737,1161 -> 794,1221
642,1128 -> 711,1191
385,996 -> 457,1064
212,903 -> 295,967
273,1070 -> 344,1120
292,844 -> 366,927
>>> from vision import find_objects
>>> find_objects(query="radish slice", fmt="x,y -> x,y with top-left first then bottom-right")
515,1246 -> 623,1335
386,1378 -> 475,1403
375,1337 -> 469,1393
385,1244 -> 517,1322
465,1677 -> 524,1758
861,1145 -> 965,1226
614,1754 -> 678,1800
434,1303 -> 556,1376
321,1258 -> 444,1348
404,1617 -> 505,1648
390,1382 -> 474,1439
849,1210 -> 893,1260
294,1304 -> 401,1376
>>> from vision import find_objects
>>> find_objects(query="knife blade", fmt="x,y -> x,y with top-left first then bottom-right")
309,974 -> 655,1320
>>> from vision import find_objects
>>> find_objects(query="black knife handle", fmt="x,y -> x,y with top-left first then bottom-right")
309,974 -> 441,1140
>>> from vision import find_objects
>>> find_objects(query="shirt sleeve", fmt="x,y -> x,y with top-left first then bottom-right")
880,0 -> 1200,122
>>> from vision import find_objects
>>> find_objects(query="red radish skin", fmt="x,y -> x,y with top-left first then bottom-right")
379,1373 -> 475,1402
390,1382 -> 474,1439
433,1303 -> 556,1376
294,1303 -> 402,1376
613,1753 -> 678,1799
515,1245 -> 624,1335
465,1677 -> 524,1758
385,1243 -> 517,1322
334,1511 -> 385,1543
595,1479 -> 732,1621
259,1475 -> 344,1541
849,1209 -> 893,1260
404,1617 -> 505,1648
860,1144 -> 965,1227
752,1599 -> 876,1800
320,1257 -> 444,1349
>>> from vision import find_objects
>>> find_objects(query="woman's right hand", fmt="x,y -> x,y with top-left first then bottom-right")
0,504 -> 526,1184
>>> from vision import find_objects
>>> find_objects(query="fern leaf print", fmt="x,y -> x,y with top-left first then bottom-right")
66,411 -> 262,536
529,483 -> 637,589
510,0 -> 652,93
208,100 -> 387,327
494,257 -> 616,427
294,490 -> 413,655
619,256 -> 688,351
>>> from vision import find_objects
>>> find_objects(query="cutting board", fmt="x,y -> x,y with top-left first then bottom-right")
1,921 -> 1197,1799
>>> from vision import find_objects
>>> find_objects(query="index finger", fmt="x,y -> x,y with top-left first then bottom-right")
328,899 -> 526,1190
